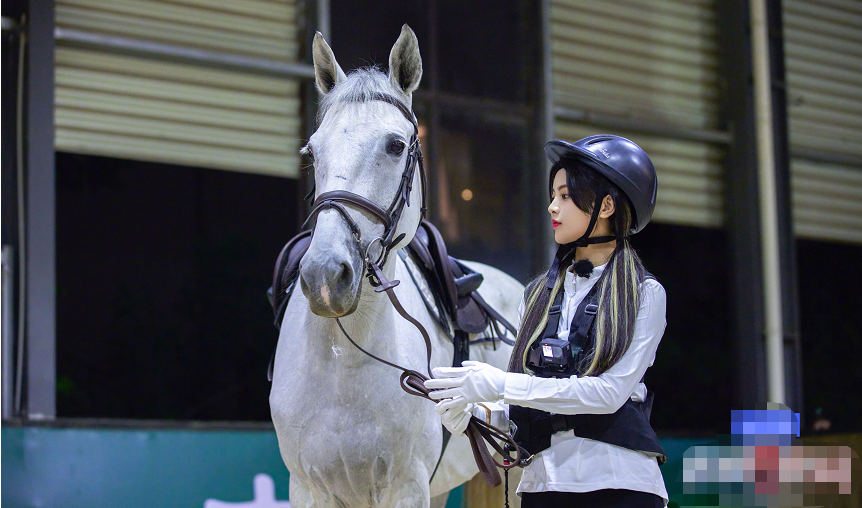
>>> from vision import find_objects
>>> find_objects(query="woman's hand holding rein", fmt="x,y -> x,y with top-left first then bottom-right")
425,361 -> 507,404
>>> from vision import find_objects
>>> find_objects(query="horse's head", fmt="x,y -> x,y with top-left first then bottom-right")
299,25 -> 424,318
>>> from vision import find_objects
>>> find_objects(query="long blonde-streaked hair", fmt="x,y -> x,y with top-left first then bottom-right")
508,160 -> 647,376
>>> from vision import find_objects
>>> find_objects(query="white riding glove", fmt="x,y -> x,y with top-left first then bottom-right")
435,398 -> 473,436
425,361 -> 507,404
434,398 -> 496,436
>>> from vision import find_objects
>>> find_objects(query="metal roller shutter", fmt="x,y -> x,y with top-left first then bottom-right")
784,0 -> 862,243
55,0 -> 301,178
551,0 -> 724,228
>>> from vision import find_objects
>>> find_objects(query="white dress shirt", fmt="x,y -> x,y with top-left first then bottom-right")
500,263 -> 669,504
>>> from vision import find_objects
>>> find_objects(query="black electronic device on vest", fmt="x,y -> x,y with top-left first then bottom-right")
534,337 -> 572,371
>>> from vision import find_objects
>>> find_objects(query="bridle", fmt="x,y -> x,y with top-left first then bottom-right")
301,93 -> 427,289
300,93 -> 530,488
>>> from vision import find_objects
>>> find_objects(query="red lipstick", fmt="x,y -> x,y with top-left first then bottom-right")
552,220 -> 561,229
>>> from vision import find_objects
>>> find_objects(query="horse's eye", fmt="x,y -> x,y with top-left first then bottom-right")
387,139 -> 406,156
301,145 -> 315,161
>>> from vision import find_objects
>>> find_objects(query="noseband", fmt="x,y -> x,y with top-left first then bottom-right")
301,93 -> 427,287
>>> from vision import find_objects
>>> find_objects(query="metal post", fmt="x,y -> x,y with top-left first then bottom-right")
522,0 -> 547,277
765,0 -> 803,415
540,0 -> 553,147
540,0 -> 555,263
3,11 -> 25,419
719,0 -> 800,411
428,0 -> 441,224
316,0 -> 330,44
750,0 -> 785,404
25,0 -> 56,420
298,0 -> 322,229
717,0 -> 768,408
2,245 -> 13,419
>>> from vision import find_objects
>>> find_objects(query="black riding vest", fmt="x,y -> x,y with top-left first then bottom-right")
509,274 -> 667,465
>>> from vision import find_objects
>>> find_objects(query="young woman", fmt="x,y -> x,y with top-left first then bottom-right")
425,135 -> 669,507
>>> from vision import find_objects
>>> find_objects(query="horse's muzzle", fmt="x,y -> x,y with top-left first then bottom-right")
299,247 -> 362,318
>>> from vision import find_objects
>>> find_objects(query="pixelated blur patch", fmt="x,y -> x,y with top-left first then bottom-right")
676,403 -> 861,507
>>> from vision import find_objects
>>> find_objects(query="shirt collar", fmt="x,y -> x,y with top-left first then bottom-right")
564,261 -> 607,290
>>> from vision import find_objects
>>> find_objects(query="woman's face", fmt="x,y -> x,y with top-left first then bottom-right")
548,168 -> 591,244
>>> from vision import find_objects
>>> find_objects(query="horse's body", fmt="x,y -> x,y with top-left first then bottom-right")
270,257 -> 520,507
269,26 -> 523,508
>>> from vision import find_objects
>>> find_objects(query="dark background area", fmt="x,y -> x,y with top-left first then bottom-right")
327,1 -> 429,75
633,223 -> 734,432
55,153 -> 297,420
434,113 -> 533,282
796,239 -> 862,433
328,0 -> 529,104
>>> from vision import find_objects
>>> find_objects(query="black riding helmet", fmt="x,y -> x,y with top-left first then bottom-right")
546,135 -> 657,236
542,135 -> 658,287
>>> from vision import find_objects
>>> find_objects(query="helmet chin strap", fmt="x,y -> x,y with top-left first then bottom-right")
574,190 -> 617,247
545,190 -> 617,287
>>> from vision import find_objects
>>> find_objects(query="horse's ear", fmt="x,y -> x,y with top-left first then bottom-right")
312,32 -> 346,95
388,24 -> 422,95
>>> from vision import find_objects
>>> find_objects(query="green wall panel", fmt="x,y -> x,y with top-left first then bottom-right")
2,426 -> 291,507
1,425 -> 465,508
3,426 -> 707,507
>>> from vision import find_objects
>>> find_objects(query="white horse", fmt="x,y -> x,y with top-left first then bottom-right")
269,26 -> 523,508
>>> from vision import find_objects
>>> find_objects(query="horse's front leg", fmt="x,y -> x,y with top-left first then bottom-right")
287,473 -> 315,508
388,458 -> 432,508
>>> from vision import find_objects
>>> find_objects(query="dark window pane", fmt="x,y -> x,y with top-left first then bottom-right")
437,1 -> 530,102
797,239 -> 862,433
56,153 -> 297,420
330,0 -> 532,103
632,223 -> 733,431
430,114 -> 538,283
330,0 -> 429,77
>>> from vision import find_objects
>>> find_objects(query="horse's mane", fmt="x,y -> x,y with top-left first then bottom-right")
317,67 -> 410,123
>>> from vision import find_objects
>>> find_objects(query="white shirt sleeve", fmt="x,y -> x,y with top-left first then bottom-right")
502,279 -> 666,415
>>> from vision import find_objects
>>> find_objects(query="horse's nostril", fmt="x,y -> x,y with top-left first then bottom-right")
336,262 -> 353,285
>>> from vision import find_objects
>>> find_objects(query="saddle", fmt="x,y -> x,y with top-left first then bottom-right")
266,220 -> 515,378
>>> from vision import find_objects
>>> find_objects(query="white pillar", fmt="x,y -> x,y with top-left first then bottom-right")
750,0 -> 785,404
